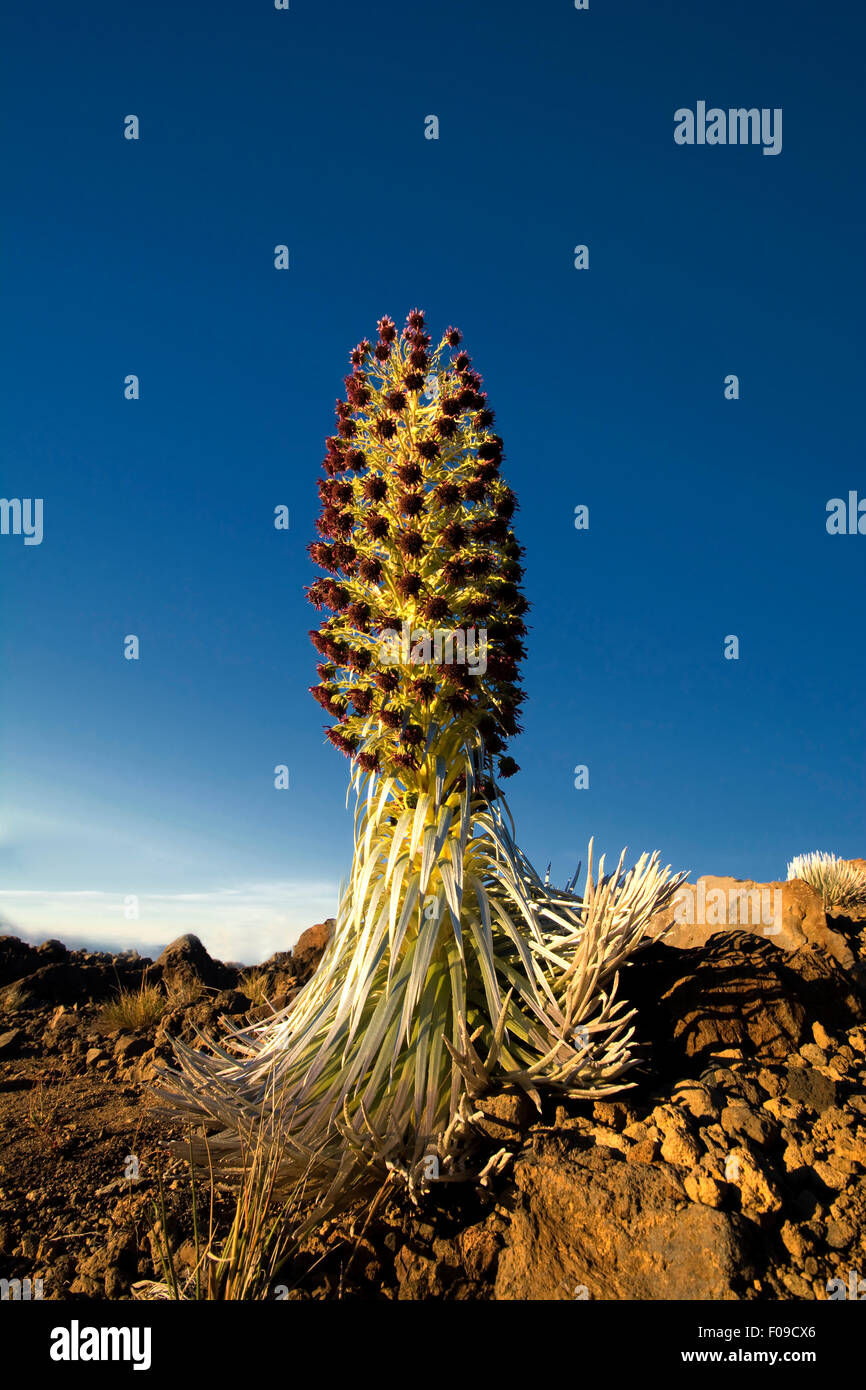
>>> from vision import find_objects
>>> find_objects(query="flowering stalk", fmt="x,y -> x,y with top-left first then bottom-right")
160,312 -> 684,1215
306,310 -> 525,788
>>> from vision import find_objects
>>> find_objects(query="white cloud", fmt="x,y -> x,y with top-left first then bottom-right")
0,880 -> 339,965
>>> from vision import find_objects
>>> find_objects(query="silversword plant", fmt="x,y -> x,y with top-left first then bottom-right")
160,311 -> 684,1216
788,851 -> 866,912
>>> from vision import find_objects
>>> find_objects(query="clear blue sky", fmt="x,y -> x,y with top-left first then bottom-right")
2,0 -> 864,962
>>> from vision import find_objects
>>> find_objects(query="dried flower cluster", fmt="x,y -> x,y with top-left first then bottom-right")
307,310 -> 525,788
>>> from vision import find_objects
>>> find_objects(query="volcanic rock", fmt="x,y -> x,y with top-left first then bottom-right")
495,1146 -> 758,1300
649,878 -> 853,968
292,920 -> 335,979
155,934 -> 237,994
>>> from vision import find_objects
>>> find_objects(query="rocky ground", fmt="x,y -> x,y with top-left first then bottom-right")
1,900 -> 865,1301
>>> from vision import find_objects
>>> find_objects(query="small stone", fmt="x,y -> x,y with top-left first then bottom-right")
684,1171 -> 724,1207
0,1028 -> 23,1057
756,1068 -> 784,1099
652,1104 -> 692,1137
69,1274 -> 103,1297
812,1022 -> 834,1050
829,1133 -> 866,1166
701,1123 -> 728,1152
828,1056 -> 853,1079
593,1129 -> 628,1153
672,1082 -> 717,1121
825,1218 -> 854,1249
592,1101 -> 629,1131
104,1266 -> 127,1298
660,1132 -> 702,1167
473,1091 -> 535,1143
113,1034 -> 149,1062
622,1121 -> 648,1142
780,1270 -> 814,1299
813,1160 -> 853,1190
814,1105 -> 853,1134
626,1138 -> 660,1165
459,1224 -> 500,1281
212,989 -> 249,1015
782,1140 -> 814,1173
785,1065 -> 837,1114
720,1104 -> 776,1146
729,1150 -> 783,1215
780,1221 -> 808,1259
763,1095 -> 804,1123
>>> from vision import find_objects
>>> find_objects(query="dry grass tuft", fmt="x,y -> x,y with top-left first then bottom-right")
100,983 -> 166,1031
133,1108 -> 305,1301
238,970 -> 271,1006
